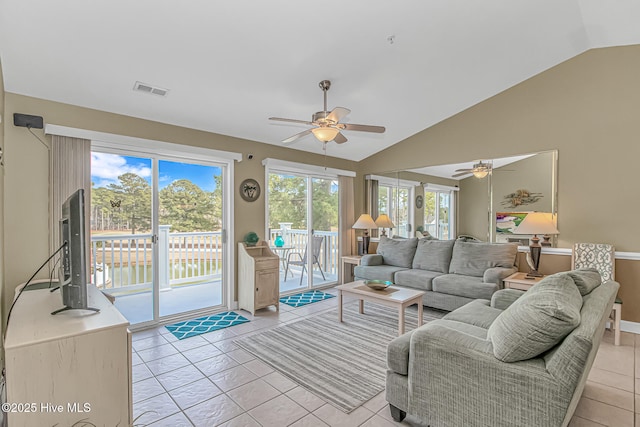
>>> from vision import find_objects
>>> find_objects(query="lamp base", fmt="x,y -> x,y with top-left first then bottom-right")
525,271 -> 543,279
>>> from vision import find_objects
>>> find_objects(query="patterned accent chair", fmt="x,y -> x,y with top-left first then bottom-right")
571,243 -> 621,345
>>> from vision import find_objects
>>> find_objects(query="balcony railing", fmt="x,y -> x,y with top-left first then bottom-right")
91,227 -> 339,294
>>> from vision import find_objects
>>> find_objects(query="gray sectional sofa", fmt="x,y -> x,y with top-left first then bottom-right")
354,236 -> 518,311
385,269 -> 619,426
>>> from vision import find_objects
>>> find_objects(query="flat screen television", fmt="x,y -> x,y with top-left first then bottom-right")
53,188 -> 99,315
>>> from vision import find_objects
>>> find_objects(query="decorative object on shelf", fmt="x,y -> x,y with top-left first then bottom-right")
501,189 -> 543,208
375,214 -> 395,237
364,279 -> 393,290
352,214 -> 377,255
415,195 -> 423,209
274,234 -> 285,247
513,212 -> 559,278
240,178 -> 261,202
244,231 -> 260,246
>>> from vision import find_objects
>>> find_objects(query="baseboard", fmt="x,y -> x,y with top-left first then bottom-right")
620,320 -> 640,335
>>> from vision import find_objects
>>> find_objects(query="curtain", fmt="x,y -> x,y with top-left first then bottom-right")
339,176 -> 356,257
49,135 -> 91,277
368,179 -> 379,238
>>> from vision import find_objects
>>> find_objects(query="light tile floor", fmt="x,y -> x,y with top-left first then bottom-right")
132,290 -> 639,426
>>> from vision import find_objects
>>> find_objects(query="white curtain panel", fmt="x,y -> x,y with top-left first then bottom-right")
49,135 -> 91,275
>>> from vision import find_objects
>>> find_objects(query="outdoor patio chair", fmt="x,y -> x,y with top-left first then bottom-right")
284,235 -> 326,285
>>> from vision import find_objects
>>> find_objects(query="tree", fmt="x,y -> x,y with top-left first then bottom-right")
107,173 -> 152,234
159,179 -> 216,232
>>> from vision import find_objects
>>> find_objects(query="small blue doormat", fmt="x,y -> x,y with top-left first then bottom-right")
165,312 -> 250,340
279,290 -> 335,308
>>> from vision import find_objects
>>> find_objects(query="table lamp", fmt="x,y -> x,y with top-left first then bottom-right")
375,214 -> 395,237
513,212 -> 559,278
353,214 -> 377,255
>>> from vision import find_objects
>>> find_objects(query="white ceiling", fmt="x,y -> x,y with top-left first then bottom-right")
407,154 -> 535,181
1,1 -> 639,162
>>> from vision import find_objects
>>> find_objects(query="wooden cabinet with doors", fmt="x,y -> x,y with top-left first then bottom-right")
238,241 -> 280,314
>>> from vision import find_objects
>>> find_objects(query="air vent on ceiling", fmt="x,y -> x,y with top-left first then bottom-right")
133,81 -> 169,97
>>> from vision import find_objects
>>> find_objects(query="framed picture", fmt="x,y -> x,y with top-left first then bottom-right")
415,195 -> 423,209
240,178 -> 261,202
496,212 -> 528,234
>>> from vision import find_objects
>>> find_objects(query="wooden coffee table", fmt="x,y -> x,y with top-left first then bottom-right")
336,281 -> 426,335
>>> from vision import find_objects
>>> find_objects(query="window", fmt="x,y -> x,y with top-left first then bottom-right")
423,184 -> 457,240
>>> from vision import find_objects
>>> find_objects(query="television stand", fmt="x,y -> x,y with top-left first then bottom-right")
51,305 -> 100,315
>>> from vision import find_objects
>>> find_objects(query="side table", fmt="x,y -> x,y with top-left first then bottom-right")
341,255 -> 362,284
502,271 -> 544,291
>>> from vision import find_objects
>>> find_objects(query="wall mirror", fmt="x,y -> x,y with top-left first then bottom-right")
366,149 -> 558,245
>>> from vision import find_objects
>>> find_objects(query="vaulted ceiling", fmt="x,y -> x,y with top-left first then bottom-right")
1,1 -> 639,161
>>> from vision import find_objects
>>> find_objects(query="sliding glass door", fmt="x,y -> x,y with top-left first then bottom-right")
90,151 -> 228,325
267,172 -> 339,294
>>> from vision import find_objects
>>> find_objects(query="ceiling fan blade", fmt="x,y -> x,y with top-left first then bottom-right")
454,168 -> 472,173
269,117 -> 314,126
326,107 -> 351,123
342,123 -> 386,133
282,129 -> 312,145
452,171 -> 472,178
334,132 -> 348,144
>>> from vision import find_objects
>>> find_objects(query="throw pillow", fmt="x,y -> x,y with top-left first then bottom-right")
487,273 -> 583,362
376,236 -> 418,268
566,268 -> 602,296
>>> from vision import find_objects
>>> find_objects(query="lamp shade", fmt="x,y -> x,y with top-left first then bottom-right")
514,212 -> 559,235
311,127 -> 339,142
375,214 -> 395,228
352,214 -> 377,230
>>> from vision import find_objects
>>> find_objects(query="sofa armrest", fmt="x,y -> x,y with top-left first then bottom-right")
387,330 -> 414,375
490,289 -> 525,310
408,323 -> 568,425
483,266 -> 517,286
361,254 -> 383,266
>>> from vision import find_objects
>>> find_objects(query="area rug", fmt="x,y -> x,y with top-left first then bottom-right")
234,303 -> 445,412
279,290 -> 335,307
165,311 -> 250,340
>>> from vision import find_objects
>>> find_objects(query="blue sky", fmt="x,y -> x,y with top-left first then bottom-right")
91,152 -> 220,191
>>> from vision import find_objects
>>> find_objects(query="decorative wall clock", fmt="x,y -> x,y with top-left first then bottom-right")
240,178 -> 261,202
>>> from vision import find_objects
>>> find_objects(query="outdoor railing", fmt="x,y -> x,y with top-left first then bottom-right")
91,228 -> 222,292
269,228 -> 339,277
91,227 -> 339,293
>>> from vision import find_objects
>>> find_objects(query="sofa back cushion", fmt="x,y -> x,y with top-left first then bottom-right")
412,239 -> 455,273
376,236 -> 418,268
448,241 -> 517,277
567,268 -> 602,296
487,273 -> 583,362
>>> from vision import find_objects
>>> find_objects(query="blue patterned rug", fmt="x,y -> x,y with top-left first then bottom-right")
165,311 -> 250,340
279,290 -> 335,308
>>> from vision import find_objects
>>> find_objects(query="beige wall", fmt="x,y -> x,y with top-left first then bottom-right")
0,58 -> 5,348
359,45 -> 640,321
1,93 -> 358,319
360,45 -> 640,252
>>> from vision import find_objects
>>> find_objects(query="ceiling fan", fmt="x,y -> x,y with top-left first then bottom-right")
452,161 -> 492,178
269,80 -> 385,145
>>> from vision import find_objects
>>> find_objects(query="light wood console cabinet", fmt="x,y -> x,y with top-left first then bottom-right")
4,284 -> 132,427
238,241 -> 280,314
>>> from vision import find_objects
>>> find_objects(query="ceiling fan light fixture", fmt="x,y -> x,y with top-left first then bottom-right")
311,127 -> 339,142
472,168 -> 489,178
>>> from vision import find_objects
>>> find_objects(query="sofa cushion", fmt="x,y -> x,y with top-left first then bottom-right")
443,299 -> 503,329
412,239 -> 455,273
566,268 -> 602,296
394,269 -> 443,291
487,273 -> 583,362
432,274 -> 498,300
448,241 -> 517,277
354,265 -> 409,282
376,236 -> 418,268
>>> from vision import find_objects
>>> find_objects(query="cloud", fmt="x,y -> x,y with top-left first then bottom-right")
91,152 -> 152,187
